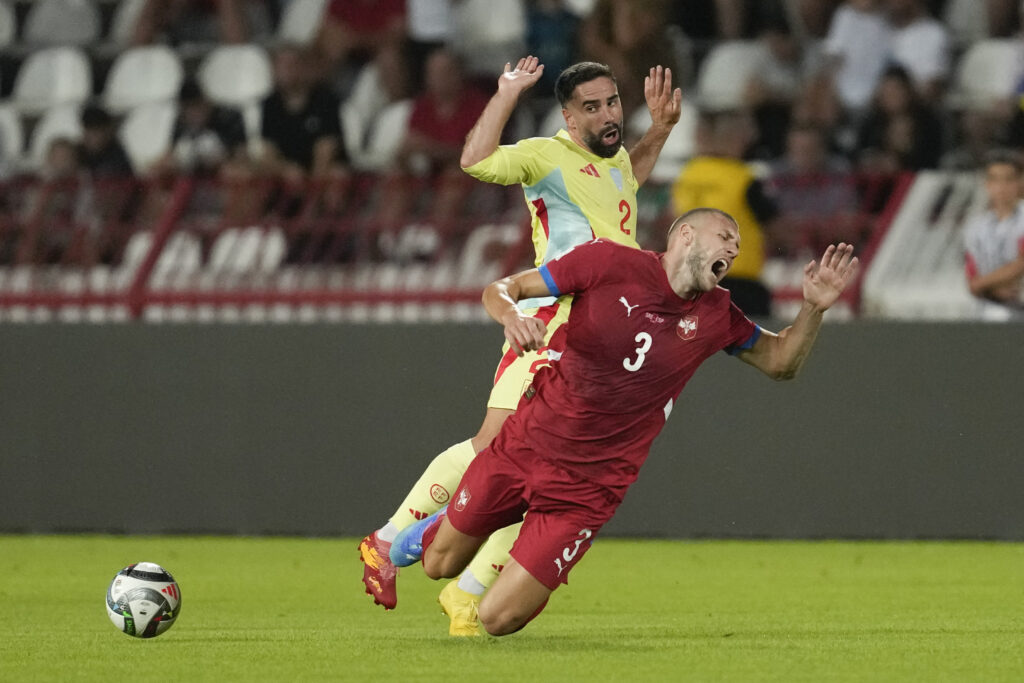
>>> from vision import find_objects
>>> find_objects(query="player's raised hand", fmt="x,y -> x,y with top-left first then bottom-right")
802,243 -> 859,311
502,311 -> 547,357
498,56 -> 545,98
644,65 -> 682,128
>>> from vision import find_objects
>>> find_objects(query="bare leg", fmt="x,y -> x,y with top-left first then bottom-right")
422,517 -> 487,580
477,559 -> 553,636
470,407 -> 513,452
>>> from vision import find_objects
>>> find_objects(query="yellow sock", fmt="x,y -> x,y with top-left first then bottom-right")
463,521 -> 522,590
388,438 -> 477,530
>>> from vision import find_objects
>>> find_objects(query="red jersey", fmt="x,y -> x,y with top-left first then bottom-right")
506,239 -> 760,501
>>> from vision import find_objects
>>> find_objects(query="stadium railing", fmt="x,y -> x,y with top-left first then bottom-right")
0,171 -> 909,322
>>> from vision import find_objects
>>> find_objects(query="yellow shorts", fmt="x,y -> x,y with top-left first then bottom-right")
487,298 -> 571,410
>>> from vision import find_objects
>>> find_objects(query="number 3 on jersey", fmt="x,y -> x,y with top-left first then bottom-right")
623,332 -> 652,372
619,199 -> 632,235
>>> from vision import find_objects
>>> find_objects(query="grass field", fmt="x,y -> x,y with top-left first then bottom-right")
1,535 -> 1022,682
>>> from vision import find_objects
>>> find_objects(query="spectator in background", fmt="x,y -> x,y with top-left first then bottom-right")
525,0 -> 581,101
315,0 -> 407,99
132,0 -> 272,46
886,0 -> 951,103
374,48 -> 490,249
822,0 -> 892,117
406,0 -> 454,93
671,110 -> 777,315
20,138 -> 96,265
152,79 -> 250,180
855,66 -> 944,174
258,44 -> 347,185
743,20 -> 813,159
942,109 -> 1011,171
78,106 -> 133,179
768,123 -> 861,255
579,0 -> 681,117
963,150 -> 1024,311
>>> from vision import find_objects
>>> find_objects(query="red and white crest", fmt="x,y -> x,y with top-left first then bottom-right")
676,315 -> 699,340
454,487 -> 471,512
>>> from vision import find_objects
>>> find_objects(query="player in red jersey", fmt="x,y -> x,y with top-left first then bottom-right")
390,207 -> 859,635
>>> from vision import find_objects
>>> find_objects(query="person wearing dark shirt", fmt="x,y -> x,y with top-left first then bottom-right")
259,44 -> 347,183
78,105 -> 134,179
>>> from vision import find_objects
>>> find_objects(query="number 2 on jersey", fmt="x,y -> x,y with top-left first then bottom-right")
619,199 -> 632,235
623,332 -> 652,372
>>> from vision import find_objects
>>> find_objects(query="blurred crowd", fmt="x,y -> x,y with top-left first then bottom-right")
2,0 -> 1024,272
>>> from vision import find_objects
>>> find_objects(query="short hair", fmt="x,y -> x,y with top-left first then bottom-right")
983,149 -> 1023,175
554,62 -> 616,107
667,207 -> 739,238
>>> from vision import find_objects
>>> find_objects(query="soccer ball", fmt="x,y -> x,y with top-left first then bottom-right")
105,562 -> 181,638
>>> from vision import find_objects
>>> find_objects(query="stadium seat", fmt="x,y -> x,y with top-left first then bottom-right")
119,101 -> 178,173
107,0 -> 147,47
342,98 -> 412,172
451,0 -> 526,76
28,104 -> 83,169
696,40 -> 763,111
196,44 -> 273,107
0,103 -> 24,170
276,0 -> 328,44
0,0 -> 15,49
102,45 -> 184,114
11,47 -> 93,116
948,39 -> 1021,110
22,0 -> 101,47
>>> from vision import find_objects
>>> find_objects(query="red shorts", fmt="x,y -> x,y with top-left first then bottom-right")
446,432 -> 621,590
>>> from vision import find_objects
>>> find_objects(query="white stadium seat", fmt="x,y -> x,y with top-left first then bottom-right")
103,45 -> 184,114
12,47 -> 93,116
108,0 -> 148,47
119,101 -> 179,173
196,44 -> 273,107
948,39 -> 1022,110
277,0 -> 328,44
0,103 -> 24,170
0,0 -> 15,49
696,40 -> 763,111
22,0 -> 101,47
28,104 -> 83,170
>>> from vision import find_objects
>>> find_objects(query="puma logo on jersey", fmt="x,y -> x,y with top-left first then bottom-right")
619,297 -> 638,316
579,163 -> 600,177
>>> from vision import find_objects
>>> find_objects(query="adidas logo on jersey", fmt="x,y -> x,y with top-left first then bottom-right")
578,163 -> 600,177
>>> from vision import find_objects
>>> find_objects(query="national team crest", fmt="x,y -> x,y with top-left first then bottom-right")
454,486 -> 471,512
676,315 -> 698,340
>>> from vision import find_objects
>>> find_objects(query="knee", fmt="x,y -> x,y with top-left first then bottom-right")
422,550 -> 462,581
477,603 -> 526,637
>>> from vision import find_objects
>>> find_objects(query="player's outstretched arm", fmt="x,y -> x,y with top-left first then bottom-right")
628,65 -> 682,186
460,56 -> 544,169
738,243 -> 860,381
482,269 -> 551,357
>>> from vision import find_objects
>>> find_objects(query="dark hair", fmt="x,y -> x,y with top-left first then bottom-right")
667,208 -> 739,237
984,149 -> 1023,174
80,104 -> 113,129
554,62 -> 616,107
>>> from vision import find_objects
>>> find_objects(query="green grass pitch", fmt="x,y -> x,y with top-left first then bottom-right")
1,535 -> 1022,682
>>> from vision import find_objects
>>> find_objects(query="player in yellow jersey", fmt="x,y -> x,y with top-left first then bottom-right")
359,56 -> 682,634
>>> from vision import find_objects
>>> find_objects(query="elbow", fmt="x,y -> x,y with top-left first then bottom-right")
459,150 -> 477,169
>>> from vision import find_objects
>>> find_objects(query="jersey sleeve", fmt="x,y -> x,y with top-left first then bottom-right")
463,138 -> 545,186
723,302 -> 761,355
538,239 -> 615,297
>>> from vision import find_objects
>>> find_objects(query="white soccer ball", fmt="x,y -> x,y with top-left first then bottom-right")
105,562 -> 181,638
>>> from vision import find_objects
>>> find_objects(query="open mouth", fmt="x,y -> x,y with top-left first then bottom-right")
601,126 -> 620,145
711,258 -> 729,280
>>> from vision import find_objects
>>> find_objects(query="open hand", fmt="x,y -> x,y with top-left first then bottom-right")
802,243 -> 859,312
645,65 -> 682,128
498,56 -> 545,98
